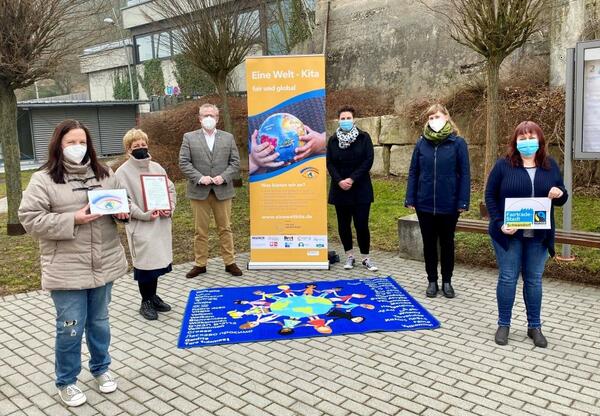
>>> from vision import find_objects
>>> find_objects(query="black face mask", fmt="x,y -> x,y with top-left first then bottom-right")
131,148 -> 149,160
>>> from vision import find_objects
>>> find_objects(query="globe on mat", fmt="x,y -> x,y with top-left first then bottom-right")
258,113 -> 306,163
270,295 -> 333,318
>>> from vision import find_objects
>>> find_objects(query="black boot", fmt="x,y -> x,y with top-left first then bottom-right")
442,283 -> 455,298
495,326 -> 509,345
140,300 -> 158,320
527,328 -> 548,348
426,282 -> 438,298
151,295 -> 171,312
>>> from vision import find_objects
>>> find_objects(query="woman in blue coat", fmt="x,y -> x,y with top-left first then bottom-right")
485,121 -> 568,348
405,104 -> 470,298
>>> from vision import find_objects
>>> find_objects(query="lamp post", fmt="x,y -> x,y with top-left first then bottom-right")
104,11 -> 135,100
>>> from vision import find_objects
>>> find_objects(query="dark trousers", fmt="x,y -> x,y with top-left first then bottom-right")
335,203 -> 371,255
416,210 -> 459,283
138,279 -> 158,302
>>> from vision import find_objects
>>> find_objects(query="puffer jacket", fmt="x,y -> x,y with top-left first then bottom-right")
18,161 -> 128,291
405,133 -> 471,214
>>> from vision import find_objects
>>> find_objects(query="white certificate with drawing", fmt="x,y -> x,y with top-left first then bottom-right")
88,189 -> 129,215
141,174 -> 172,211
504,197 -> 551,229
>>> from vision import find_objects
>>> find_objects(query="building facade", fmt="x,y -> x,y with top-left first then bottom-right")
81,0 -> 313,102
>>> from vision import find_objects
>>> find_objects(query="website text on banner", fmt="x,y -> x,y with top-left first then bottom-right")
246,55 -> 328,269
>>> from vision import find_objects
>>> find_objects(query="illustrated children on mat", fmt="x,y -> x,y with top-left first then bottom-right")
228,284 -> 374,336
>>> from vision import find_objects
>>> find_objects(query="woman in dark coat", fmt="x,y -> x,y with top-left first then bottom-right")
405,104 -> 471,299
485,121 -> 568,348
327,106 -> 378,272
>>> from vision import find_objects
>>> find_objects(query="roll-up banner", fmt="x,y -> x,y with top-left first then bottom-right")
246,55 -> 328,269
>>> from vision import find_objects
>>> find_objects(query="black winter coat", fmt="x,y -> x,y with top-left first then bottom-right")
326,129 -> 374,206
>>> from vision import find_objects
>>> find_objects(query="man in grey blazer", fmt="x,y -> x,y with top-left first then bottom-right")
179,103 -> 242,277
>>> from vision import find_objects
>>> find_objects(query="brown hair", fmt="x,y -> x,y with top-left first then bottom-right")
424,104 -> 460,135
41,119 -> 109,184
506,121 -> 550,169
337,105 -> 356,118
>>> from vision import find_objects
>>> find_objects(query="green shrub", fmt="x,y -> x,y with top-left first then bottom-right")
139,59 -> 165,97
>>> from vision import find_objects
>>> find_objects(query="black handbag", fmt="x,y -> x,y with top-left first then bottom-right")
328,250 -> 340,264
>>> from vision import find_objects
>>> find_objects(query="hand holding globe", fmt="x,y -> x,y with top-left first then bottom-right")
249,113 -> 326,175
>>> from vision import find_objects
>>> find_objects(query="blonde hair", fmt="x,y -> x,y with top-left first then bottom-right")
123,128 -> 149,151
424,104 -> 460,135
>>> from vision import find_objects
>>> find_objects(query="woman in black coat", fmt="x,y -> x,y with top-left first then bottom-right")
327,106 -> 378,272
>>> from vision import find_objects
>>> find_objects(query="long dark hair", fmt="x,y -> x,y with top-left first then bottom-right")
41,119 -> 109,184
506,121 -> 550,169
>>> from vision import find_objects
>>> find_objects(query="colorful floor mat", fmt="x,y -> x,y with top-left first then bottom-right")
178,276 -> 440,348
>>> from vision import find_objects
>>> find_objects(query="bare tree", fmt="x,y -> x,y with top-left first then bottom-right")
0,0 -> 109,234
424,0 -> 546,182
151,0 -> 261,134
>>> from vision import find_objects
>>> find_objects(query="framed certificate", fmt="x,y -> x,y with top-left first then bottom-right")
88,189 -> 129,215
141,174 -> 172,211
504,197 -> 552,230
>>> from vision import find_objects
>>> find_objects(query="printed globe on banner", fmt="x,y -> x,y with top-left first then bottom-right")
258,113 -> 306,162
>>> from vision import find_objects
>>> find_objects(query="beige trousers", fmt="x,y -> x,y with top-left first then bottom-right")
190,193 -> 234,267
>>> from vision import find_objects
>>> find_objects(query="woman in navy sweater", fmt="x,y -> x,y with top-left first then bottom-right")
405,104 -> 470,298
485,121 -> 568,348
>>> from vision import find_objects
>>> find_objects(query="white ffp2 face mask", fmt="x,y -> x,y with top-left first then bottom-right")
63,144 -> 87,164
428,118 -> 447,133
201,116 -> 217,130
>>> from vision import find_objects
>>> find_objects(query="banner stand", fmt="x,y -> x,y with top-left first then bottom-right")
246,55 -> 328,270
248,262 -> 329,270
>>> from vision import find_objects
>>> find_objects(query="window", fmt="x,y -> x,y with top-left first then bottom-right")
238,9 -> 261,39
153,32 -> 171,59
172,29 -> 185,55
266,0 -> 292,55
135,35 -> 153,62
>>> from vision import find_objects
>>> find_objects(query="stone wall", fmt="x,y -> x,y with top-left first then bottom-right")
327,115 -> 562,180
310,0 -> 550,98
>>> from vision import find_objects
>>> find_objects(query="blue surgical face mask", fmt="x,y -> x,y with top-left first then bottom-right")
339,119 -> 354,131
516,138 -> 539,157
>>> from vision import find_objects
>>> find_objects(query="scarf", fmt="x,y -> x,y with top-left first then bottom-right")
336,125 -> 359,149
423,122 -> 453,144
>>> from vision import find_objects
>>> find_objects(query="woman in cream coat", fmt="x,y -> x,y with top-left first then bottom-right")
115,128 -> 176,321
19,119 -> 127,407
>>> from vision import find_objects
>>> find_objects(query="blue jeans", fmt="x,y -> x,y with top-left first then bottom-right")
50,282 -> 113,388
492,238 -> 548,329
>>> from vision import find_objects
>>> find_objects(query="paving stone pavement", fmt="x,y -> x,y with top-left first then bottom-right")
1,250 -> 600,416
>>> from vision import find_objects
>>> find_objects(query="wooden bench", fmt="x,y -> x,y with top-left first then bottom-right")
456,218 -> 600,249
398,214 -> 600,261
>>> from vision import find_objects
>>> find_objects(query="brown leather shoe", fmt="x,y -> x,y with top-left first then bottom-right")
186,266 -> 206,278
225,263 -> 243,276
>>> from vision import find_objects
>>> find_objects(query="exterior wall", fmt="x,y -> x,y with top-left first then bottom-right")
314,0 -> 486,97
80,46 -> 134,73
121,1 -> 167,30
135,59 -> 180,100
310,0 -> 552,97
89,71 -> 120,101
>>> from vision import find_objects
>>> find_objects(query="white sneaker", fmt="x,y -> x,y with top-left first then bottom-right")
95,372 -> 117,393
362,258 -> 378,272
58,384 -> 87,407
343,257 -> 355,270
